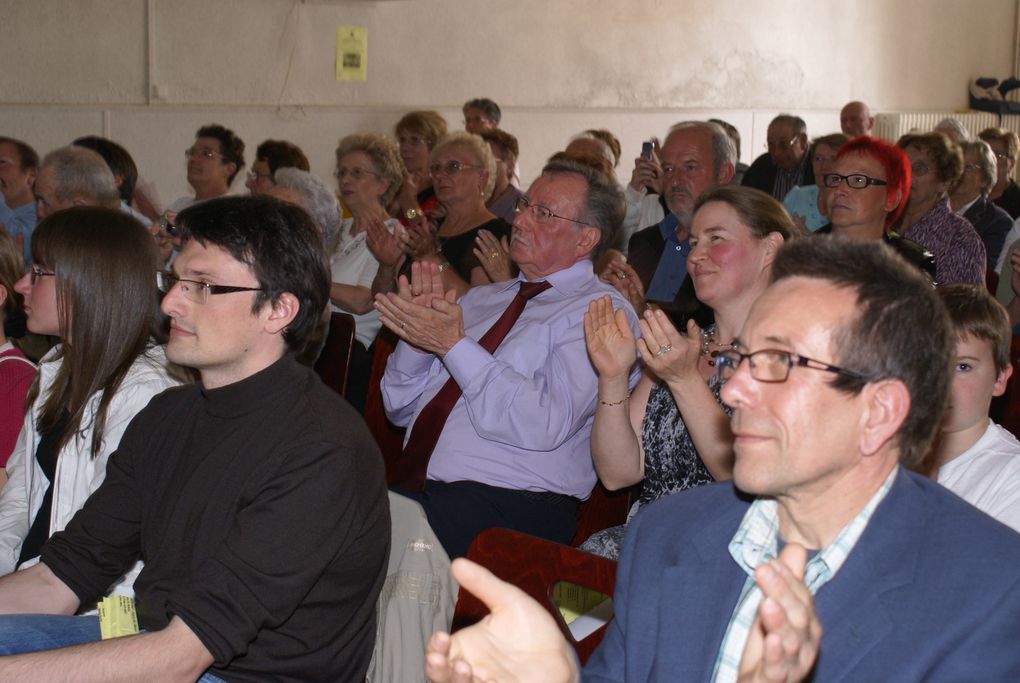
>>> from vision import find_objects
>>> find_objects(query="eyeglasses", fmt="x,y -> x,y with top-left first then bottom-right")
766,135 -> 799,150
822,173 -> 888,189
994,152 -> 1012,162
29,265 -> 55,285
156,272 -> 263,305
513,195 -> 591,227
334,166 -> 381,181
715,348 -> 873,384
247,169 -> 273,181
185,147 -> 224,161
963,162 -> 984,173
429,160 -> 480,177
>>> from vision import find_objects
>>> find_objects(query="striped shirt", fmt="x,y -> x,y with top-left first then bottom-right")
710,467 -> 898,683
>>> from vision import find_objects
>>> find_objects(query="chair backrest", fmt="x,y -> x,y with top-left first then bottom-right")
452,528 -> 617,665
362,328 -> 407,481
571,481 -> 638,546
313,312 -> 356,397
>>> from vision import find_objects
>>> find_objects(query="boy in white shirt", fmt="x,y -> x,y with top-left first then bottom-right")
931,284 -> 1020,532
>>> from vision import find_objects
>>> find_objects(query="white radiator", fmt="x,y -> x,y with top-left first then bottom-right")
873,111 -> 1020,142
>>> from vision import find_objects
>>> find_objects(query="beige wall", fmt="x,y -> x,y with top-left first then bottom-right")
1,0 -> 1015,200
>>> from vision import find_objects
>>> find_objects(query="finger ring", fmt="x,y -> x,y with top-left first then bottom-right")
411,289 -> 421,296
655,344 -> 671,356
620,273 -> 628,279
490,252 -> 498,259
400,322 -> 406,329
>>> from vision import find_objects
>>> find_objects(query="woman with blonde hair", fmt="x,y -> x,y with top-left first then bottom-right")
331,132 -> 404,410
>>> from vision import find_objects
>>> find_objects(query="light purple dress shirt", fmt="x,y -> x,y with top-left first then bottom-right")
382,259 -> 641,499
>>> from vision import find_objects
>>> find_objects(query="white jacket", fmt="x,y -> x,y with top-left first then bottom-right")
0,344 -> 181,598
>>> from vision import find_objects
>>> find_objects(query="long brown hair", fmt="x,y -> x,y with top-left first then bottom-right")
26,207 -> 160,457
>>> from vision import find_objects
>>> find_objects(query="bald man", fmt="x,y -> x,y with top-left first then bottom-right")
841,101 -> 875,138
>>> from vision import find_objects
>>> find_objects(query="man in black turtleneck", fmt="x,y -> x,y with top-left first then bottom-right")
0,196 -> 389,683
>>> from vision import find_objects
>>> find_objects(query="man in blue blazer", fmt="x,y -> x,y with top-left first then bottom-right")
425,238 -> 1020,683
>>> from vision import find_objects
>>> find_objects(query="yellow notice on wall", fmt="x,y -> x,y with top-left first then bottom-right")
336,27 -> 367,81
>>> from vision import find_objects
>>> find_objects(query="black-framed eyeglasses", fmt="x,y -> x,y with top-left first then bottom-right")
29,265 -> 55,285
156,272 -> 263,305
513,195 -> 592,227
822,173 -> 888,189
428,160 -> 479,177
715,348 -> 873,384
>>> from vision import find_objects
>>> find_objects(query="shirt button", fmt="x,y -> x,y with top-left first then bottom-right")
676,245 -> 683,251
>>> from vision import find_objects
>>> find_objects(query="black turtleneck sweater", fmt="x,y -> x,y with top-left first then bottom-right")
42,354 -> 389,683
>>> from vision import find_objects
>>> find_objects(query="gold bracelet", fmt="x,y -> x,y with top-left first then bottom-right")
598,393 -> 630,406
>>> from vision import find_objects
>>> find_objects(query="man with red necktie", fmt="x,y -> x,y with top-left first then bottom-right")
376,159 -> 641,558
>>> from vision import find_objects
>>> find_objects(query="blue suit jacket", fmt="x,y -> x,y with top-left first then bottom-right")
584,469 -> 1020,681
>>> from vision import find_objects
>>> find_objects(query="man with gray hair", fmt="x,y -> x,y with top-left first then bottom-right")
33,146 -> 120,220
949,140 -> 1013,269
376,159 -> 641,558
742,113 -> 813,201
607,121 -> 736,326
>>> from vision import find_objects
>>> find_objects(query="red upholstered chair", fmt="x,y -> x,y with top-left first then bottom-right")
362,328 -> 407,480
452,528 -> 617,665
313,312 -> 356,397
571,481 -> 638,546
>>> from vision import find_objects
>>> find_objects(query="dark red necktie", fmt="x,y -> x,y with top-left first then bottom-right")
392,280 -> 552,491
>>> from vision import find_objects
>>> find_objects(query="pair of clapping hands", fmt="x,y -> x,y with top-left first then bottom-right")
373,260 -> 464,357
425,545 -> 821,683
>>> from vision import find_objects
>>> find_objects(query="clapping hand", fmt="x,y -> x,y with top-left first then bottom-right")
636,310 -> 702,386
584,295 -> 638,381
599,257 -> 647,316
736,544 -> 822,683
424,559 -> 579,683
473,229 -> 515,282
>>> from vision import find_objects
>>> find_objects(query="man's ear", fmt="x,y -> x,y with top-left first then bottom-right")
26,167 -> 37,189
576,226 -> 601,258
717,161 -> 736,186
264,292 -> 300,336
859,378 -> 911,457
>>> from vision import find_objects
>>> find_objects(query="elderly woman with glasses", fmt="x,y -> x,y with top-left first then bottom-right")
581,186 -> 793,560
401,132 -> 512,296
948,140 -> 1013,271
328,133 -> 404,409
978,127 -> 1020,220
894,132 -> 985,285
